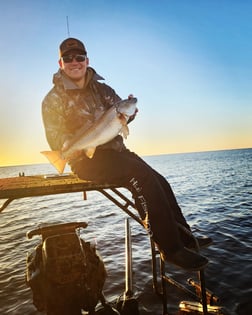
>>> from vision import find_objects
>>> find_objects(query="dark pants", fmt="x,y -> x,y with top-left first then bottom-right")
70,149 -> 191,254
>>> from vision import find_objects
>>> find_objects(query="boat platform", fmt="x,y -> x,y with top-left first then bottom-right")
0,173 -> 115,201
0,173 -> 141,225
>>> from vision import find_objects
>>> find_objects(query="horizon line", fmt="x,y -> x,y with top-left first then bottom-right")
0,146 -> 251,168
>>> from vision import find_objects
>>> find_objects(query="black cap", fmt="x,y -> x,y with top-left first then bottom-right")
59,38 -> 87,57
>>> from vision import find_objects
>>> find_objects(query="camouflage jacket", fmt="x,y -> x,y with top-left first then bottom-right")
42,67 -> 125,154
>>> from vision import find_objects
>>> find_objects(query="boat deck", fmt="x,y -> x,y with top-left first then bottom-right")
0,173 -> 141,224
0,173 -> 118,200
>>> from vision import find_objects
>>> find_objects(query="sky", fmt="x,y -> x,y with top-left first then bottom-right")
0,0 -> 251,166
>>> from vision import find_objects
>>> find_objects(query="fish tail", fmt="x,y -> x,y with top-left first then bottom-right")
41,151 -> 67,174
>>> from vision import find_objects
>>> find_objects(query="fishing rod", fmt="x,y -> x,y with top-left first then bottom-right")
66,16 -> 70,37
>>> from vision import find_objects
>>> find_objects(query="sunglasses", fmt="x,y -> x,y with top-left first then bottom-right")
62,54 -> 87,63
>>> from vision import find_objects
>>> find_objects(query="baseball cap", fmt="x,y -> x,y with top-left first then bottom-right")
59,38 -> 87,57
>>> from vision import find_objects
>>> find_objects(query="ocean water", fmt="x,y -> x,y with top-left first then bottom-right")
0,148 -> 251,315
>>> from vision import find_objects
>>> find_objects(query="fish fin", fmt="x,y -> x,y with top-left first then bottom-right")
41,151 -> 67,174
118,113 -> 128,125
118,113 -> 129,138
121,125 -> 129,139
84,147 -> 96,159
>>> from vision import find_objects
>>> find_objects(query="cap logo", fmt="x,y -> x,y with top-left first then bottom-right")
66,40 -> 78,48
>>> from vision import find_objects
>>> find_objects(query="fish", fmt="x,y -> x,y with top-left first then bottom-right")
41,97 -> 138,174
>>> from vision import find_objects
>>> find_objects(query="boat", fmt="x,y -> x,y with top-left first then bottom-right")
0,173 -> 230,315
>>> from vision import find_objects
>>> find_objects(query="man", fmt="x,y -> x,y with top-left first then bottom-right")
42,38 -> 212,271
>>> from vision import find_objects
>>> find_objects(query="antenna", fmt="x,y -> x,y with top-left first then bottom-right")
66,16 -> 70,37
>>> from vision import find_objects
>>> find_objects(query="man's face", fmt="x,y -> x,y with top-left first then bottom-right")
59,50 -> 89,82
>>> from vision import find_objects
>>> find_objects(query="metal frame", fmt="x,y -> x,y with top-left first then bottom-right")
96,187 -> 212,315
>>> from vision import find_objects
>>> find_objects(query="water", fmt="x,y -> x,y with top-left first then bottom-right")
0,148 -> 251,315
